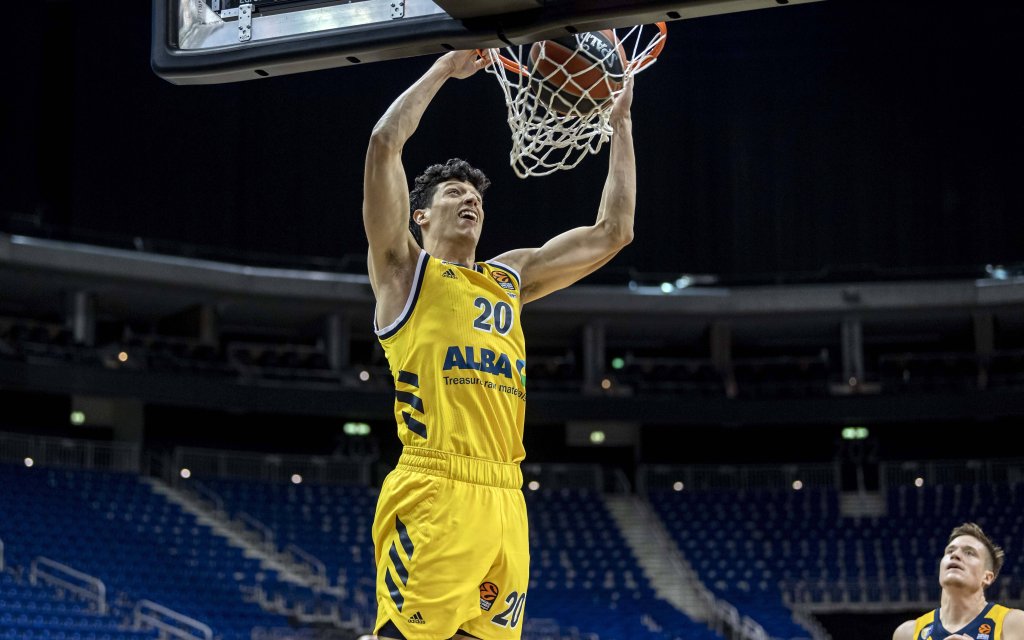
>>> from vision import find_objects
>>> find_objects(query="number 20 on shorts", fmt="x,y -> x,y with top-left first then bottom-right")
491,591 -> 526,629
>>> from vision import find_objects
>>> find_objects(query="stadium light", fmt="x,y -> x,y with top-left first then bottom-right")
792,480 -> 804,491
291,474 -> 303,484
986,264 -> 1008,280
589,430 -> 606,444
611,357 -> 625,370
914,477 -> 924,487
70,411 -> 86,426
528,481 -> 540,491
358,370 -> 370,382
344,422 -> 371,436
672,481 -> 684,492
24,457 -> 34,468
180,468 -> 192,479
841,427 -> 869,440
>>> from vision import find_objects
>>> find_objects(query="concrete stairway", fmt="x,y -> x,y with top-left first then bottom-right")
604,493 -> 710,622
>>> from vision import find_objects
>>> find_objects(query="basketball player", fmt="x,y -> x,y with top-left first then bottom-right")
893,523 -> 1024,640
362,49 -> 634,640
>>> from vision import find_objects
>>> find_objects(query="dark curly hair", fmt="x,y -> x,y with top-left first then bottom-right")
408,158 -> 490,247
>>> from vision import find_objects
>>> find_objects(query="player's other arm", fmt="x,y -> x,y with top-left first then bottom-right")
363,51 -> 489,319
892,620 -> 915,640
1003,608 -> 1024,640
492,79 -> 636,304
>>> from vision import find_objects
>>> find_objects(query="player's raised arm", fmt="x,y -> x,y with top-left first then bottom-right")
491,78 -> 636,304
363,51 -> 489,322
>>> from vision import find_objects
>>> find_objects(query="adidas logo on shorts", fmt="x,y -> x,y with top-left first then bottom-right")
408,611 -> 426,624
442,268 -> 458,279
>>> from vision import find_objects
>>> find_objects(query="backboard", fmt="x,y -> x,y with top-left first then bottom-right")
152,0 -> 823,85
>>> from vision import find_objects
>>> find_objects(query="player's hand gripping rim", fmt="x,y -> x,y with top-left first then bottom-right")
445,49 -> 493,80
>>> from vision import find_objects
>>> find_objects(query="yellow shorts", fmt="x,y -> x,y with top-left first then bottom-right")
372,447 -> 529,640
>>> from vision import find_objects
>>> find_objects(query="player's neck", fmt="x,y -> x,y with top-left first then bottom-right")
940,588 -> 988,629
426,237 -> 476,268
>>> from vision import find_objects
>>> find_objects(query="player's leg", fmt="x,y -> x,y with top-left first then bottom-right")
371,464 -> 499,639
457,487 -> 530,640
370,468 -> 445,639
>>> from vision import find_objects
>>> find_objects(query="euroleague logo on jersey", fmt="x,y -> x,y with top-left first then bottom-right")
479,582 -> 500,611
491,270 -> 516,291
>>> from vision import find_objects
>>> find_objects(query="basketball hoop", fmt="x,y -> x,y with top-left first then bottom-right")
480,22 -> 667,178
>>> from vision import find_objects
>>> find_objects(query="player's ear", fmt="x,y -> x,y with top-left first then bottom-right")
982,570 -> 995,588
413,209 -> 430,226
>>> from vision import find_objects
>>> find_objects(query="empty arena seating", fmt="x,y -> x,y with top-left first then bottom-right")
524,489 -> 719,640
3,460 -> 719,639
650,482 -> 1023,638
14,453 -> 1020,640
200,476 -> 718,640
0,464 -> 289,640
198,477 -> 379,627
0,570 -> 158,640
884,483 -> 1021,601
650,488 -> 827,639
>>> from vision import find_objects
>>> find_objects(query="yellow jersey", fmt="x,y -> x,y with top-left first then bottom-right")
913,603 -> 1011,640
375,250 -> 527,463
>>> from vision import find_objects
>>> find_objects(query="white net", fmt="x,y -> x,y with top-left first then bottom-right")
483,23 -> 667,178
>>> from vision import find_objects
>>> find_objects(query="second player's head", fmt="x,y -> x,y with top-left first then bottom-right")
939,522 -> 1004,594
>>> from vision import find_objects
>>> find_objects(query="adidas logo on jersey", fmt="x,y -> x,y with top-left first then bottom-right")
408,611 -> 426,624
442,268 -> 458,279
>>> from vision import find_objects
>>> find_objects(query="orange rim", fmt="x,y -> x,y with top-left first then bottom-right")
628,21 -> 668,73
476,47 -> 526,75
478,22 -> 668,78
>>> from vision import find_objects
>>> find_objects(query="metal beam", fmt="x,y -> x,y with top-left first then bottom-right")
6,233 -> 1023,319
432,0 -> 543,20
152,0 -> 825,84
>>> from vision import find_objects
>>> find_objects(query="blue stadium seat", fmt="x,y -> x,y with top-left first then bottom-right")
649,482 -> 1021,637
0,464 -> 291,639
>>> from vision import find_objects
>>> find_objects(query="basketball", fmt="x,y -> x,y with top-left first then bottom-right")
528,30 -> 627,116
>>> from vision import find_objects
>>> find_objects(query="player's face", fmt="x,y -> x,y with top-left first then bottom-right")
939,535 -> 994,591
429,180 -> 484,244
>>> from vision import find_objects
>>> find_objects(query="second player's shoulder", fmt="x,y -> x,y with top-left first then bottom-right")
893,618 -> 918,640
1002,607 -> 1024,640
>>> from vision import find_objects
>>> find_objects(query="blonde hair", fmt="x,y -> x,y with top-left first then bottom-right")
948,522 -> 1005,578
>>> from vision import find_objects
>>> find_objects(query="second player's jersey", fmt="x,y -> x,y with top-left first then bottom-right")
375,250 -> 527,463
912,602 -> 1011,640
